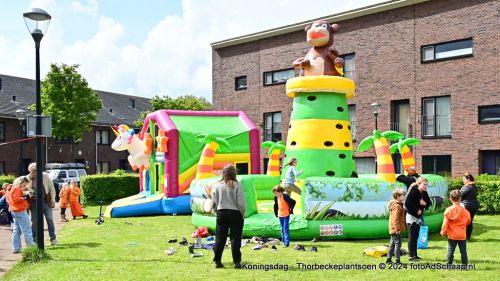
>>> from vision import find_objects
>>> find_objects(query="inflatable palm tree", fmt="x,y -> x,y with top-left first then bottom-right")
195,133 -> 230,180
261,141 -> 286,176
389,138 -> 421,173
357,130 -> 404,182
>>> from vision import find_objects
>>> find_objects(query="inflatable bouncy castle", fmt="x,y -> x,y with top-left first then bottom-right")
105,110 -> 260,217
190,21 -> 448,239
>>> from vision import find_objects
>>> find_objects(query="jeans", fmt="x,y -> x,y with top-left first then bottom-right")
388,233 -> 402,260
11,210 -> 35,252
279,216 -> 290,246
213,209 -> 244,264
448,239 -> 468,265
30,200 -> 56,241
407,222 -> 420,258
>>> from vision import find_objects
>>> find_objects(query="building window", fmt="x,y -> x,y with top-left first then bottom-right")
264,68 -> 295,86
97,161 -> 110,174
348,105 -> 356,140
235,76 -> 247,91
355,157 -> 375,174
422,96 -> 451,138
0,122 -> 4,141
391,100 -> 411,137
479,105 -> 500,124
0,161 -> 5,175
421,38 -> 473,63
480,150 -> 500,176
263,112 -> 282,142
341,53 -> 355,80
422,155 -> 451,176
96,129 -> 110,145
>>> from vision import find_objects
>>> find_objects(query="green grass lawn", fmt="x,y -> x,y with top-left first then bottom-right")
2,206 -> 499,281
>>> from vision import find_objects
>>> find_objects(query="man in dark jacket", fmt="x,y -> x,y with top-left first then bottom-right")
396,166 -> 420,190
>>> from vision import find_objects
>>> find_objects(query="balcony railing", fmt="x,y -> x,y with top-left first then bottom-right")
390,122 -> 412,138
422,115 -> 451,137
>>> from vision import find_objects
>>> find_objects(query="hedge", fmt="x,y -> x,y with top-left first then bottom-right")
80,174 -> 139,204
447,174 -> 500,215
0,175 -> 16,185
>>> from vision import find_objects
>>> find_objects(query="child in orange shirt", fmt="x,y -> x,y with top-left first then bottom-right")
441,189 -> 471,265
59,182 -> 70,222
273,185 -> 296,247
69,181 -> 88,219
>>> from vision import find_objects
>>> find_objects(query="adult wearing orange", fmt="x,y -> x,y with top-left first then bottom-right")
58,182 -> 71,222
69,181 -> 88,219
6,177 -> 35,253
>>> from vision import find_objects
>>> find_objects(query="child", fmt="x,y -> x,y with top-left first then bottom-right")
441,189 -> 471,265
273,185 -> 296,248
6,177 -> 35,253
59,182 -> 70,222
386,188 -> 406,264
69,181 -> 88,219
283,158 -> 303,195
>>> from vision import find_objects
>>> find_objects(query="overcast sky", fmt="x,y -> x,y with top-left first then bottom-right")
0,0 -> 386,100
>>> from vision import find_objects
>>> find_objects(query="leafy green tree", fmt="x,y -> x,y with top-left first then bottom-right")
37,64 -> 103,140
134,95 -> 212,127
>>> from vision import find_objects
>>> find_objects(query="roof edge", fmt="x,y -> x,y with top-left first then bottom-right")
211,0 -> 429,49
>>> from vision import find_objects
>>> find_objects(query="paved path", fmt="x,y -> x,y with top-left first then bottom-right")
0,206 -> 66,277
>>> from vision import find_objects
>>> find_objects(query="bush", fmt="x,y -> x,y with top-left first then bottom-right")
446,174 -> 500,215
80,174 -> 139,204
0,175 -> 16,186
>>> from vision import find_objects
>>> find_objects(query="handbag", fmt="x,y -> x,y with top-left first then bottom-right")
417,224 -> 429,249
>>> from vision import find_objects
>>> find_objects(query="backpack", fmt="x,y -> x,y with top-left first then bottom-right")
363,246 -> 389,258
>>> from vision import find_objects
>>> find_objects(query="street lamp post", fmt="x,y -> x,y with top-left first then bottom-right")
23,7 -> 51,250
371,102 -> 381,131
370,102 -> 381,173
15,109 -> 27,176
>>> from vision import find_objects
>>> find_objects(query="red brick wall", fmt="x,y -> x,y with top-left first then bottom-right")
212,0 -> 500,177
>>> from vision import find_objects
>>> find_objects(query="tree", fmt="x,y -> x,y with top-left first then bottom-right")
389,138 -> 421,173
34,63 -> 103,158
134,95 -> 212,127
357,130 -> 404,182
195,133 -> 230,180
261,141 -> 286,176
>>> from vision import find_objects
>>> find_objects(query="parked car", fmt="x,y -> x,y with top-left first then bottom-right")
46,163 -> 87,202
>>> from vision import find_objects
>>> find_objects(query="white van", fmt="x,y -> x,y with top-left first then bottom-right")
46,163 -> 87,201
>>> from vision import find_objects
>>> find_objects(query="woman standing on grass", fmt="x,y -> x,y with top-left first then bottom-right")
69,181 -> 88,219
211,165 -> 246,269
6,177 -> 35,253
461,173 -> 479,241
404,177 -> 431,261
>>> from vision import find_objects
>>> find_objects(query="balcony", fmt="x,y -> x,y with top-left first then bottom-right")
390,122 -> 412,138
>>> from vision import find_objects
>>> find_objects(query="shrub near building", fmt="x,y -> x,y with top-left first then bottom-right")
80,171 -> 139,204
447,175 -> 500,215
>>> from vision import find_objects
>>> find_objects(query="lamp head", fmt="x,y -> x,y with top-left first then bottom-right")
370,102 -> 381,115
23,8 -> 51,42
15,109 -> 27,121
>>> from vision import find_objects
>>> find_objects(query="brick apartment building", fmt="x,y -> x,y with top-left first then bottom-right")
211,0 -> 499,177
0,74 -> 152,176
